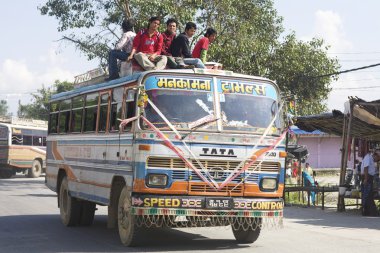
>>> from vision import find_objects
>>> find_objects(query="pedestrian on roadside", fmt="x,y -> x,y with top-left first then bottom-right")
360,149 -> 380,216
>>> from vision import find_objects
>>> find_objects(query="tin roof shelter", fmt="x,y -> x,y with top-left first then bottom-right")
295,97 -> 380,211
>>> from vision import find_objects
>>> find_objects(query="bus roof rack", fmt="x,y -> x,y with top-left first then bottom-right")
0,116 -> 48,128
74,67 -> 108,88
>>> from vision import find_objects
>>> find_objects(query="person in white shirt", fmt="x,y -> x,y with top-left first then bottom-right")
360,149 -> 380,216
107,19 -> 136,80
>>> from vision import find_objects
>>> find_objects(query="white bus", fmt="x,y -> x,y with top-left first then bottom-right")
0,116 -> 47,178
46,69 -> 287,246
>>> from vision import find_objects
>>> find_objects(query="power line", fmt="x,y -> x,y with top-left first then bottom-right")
314,62 -> 380,78
333,86 -> 380,90
339,59 -> 380,62
328,51 -> 380,55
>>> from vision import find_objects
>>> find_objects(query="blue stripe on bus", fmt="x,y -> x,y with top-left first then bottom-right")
55,138 -> 285,149
64,157 -> 133,166
70,190 -> 109,205
57,139 -> 133,145
51,73 -> 142,101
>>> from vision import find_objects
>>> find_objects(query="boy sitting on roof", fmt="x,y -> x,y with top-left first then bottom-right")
127,17 -> 167,71
107,19 -> 136,80
170,22 -> 205,69
192,28 -> 217,63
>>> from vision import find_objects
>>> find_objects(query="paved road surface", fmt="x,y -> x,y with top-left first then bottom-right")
0,176 -> 379,253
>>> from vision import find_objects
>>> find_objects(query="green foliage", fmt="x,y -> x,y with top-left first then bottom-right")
39,0 -> 340,115
39,0 -> 200,66
18,80 -> 73,120
0,100 -> 9,116
268,34 -> 339,115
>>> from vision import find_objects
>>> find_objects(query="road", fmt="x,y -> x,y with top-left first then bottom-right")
0,176 -> 379,253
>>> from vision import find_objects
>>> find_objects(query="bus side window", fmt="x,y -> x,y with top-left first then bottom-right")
110,87 -> 124,132
71,96 -> 84,133
98,93 -> 109,132
123,89 -> 136,131
84,93 -> 99,132
33,136 -> 42,146
23,135 -> 33,145
49,102 -> 59,134
12,134 -> 23,145
58,99 -> 71,134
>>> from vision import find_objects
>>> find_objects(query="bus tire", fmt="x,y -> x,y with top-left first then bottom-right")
59,176 -> 81,226
79,201 -> 96,226
0,168 -> 14,179
28,160 -> 42,178
232,219 -> 261,244
118,186 -> 141,246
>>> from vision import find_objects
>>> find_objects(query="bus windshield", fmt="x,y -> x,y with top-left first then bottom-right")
221,93 -> 281,133
142,74 -> 282,134
144,89 -> 217,130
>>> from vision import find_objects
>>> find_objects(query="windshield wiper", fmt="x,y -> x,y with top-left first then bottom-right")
181,116 -> 219,140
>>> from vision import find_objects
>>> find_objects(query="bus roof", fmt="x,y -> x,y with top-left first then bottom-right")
50,69 -> 275,102
0,116 -> 48,129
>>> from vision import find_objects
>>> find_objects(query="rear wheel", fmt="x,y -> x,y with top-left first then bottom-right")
232,218 -> 261,244
79,201 -> 96,226
28,160 -> 42,178
59,176 -> 81,226
118,186 -> 141,246
0,168 -> 14,179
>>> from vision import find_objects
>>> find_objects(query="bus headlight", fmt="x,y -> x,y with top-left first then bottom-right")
147,174 -> 168,187
260,178 -> 278,191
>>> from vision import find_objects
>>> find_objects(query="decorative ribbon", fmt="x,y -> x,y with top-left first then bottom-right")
141,116 -> 218,190
219,129 -> 288,190
118,95 -> 286,192
147,98 -> 220,189
216,101 -> 285,190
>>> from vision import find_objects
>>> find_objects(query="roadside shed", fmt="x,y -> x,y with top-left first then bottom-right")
295,97 -> 380,211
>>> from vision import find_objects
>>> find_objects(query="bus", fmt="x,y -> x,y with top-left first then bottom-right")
46,68 -> 287,246
0,116 -> 47,178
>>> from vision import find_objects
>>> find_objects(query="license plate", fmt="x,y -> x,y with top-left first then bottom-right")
205,198 -> 233,209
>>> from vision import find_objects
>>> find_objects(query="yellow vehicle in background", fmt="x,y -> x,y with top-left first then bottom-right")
0,116 -> 47,178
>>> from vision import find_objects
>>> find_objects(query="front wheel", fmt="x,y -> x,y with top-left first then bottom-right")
231,218 -> 261,244
28,160 -> 42,178
59,176 -> 81,226
118,186 -> 141,246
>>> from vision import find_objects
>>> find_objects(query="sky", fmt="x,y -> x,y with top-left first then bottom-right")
1,1 -> 380,115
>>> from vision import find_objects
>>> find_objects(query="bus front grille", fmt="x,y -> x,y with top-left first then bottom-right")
147,157 -> 280,173
190,184 -> 243,194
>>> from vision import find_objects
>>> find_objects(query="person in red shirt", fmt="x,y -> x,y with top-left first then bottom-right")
192,28 -> 217,63
161,18 -> 184,68
161,18 -> 177,56
127,17 -> 167,70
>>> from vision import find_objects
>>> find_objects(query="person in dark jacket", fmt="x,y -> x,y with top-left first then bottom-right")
170,22 -> 205,68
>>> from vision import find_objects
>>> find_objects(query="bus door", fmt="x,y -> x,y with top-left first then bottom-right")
0,125 -> 9,164
113,88 -> 136,170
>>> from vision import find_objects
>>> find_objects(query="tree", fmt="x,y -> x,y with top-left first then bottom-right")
0,100 -> 8,116
39,0 -> 200,66
39,0 -> 340,115
268,34 -> 339,115
18,80 -> 73,121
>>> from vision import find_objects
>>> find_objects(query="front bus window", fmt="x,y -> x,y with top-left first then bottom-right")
144,89 -> 216,131
220,81 -> 282,134
122,89 -> 136,131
